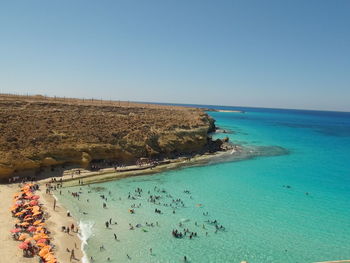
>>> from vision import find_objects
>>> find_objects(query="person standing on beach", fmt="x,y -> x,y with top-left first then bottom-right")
70,249 -> 75,261
53,199 -> 56,210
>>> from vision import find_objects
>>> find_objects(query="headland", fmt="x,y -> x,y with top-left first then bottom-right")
0,94 -> 235,263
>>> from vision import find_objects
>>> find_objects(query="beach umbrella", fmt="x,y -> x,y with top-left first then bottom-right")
29,200 -> 38,206
15,211 -> 24,216
34,234 -> 49,240
39,249 -> 49,257
39,246 -> 51,257
36,238 -> 47,246
31,195 -> 40,200
10,228 -> 21,233
43,251 -> 55,262
33,220 -> 42,225
33,212 -> 42,216
36,227 -> 46,233
28,226 -> 36,232
20,222 -> 29,226
18,242 -> 29,250
37,242 -> 47,247
24,217 -> 34,222
18,233 -> 29,241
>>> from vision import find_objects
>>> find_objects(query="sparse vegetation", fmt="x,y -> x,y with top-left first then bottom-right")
0,94 -> 218,178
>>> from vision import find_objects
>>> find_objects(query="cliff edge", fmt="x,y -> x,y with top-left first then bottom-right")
0,95 -> 222,179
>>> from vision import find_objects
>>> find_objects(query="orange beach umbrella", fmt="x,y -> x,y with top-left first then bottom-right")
15,211 -> 24,216
39,246 -> 52,256
18,233 -> 29,241
36,226 -> 45,232
33,220 -> 42,225
37,242 -> 47,247
34,234 -> 49,240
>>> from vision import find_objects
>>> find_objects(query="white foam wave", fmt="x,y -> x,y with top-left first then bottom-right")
78,220 -> 94,263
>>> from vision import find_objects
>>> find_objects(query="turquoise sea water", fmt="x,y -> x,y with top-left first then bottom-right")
57,107 -> 350,263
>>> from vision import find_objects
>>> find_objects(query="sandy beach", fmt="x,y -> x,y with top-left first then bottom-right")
0,184 -> 37,263
0,183 -> 83,263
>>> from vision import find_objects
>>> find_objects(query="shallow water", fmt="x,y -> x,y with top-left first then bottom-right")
58,107 -> 350,263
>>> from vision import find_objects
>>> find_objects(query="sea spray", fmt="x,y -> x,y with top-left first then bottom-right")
78,220 -> 94,263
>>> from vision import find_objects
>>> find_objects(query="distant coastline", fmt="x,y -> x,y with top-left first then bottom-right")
205,108 -> 245,113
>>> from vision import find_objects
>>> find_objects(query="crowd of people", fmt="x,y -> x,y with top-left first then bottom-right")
45,179 -> 227,262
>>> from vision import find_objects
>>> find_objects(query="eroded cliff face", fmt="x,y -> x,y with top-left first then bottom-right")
0,95 -> 220,179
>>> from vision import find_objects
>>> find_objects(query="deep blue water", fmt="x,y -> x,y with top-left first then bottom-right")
58,106 -> 350,263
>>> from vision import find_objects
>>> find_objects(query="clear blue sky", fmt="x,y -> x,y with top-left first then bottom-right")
1,0 -> 349,111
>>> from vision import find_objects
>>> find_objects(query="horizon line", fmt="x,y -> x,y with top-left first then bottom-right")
1,92 -> 349,114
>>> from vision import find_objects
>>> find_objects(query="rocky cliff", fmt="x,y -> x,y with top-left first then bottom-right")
0,95 -> 222,179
